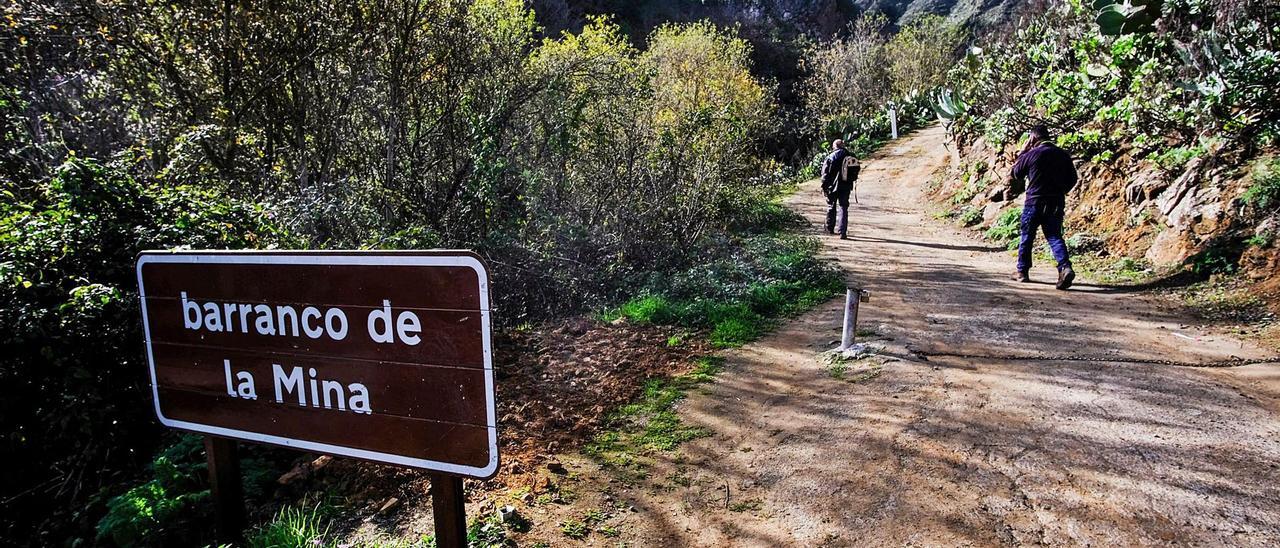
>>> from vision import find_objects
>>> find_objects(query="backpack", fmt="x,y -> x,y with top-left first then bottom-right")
841,155 -> 860,184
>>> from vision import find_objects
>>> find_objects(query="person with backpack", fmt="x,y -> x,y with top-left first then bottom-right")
820,139 -> 860,239
1009,125 -> 1077,290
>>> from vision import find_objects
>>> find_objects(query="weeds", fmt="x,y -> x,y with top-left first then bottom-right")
1243,156 -> 1280,212
246,499 -> 335,548
984,208 -> 1021,247
1181,282 -> 1273,323
560,518 -> 589,540
1246,231 -> 1274,248
584,357 -> 725,480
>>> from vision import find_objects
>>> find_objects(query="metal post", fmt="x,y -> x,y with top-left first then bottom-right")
430,474 -> 467,548
204,436 -> 245,544
840,288 -> 859,350
890,107 -> 899,139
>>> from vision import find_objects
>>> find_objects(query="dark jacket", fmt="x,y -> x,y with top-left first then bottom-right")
821,149 -> 858,196
1011,142 -> 1078,206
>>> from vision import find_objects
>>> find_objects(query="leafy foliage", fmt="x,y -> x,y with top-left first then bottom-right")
985,208 -> 1023,247
1093,0 -> 1165,36
95,437 -> 211,547
801,14 -> 962,158
1243,156 -> 1280,213
944,0 -> 1279,155
0,157 -> 290,542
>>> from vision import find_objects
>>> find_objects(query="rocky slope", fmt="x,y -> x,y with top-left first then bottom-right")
935,134 -> 1280,311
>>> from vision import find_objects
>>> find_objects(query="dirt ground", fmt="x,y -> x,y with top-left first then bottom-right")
506,125 -> 1280,546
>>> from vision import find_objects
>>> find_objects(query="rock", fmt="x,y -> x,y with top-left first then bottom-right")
1125,168 -> 1169,206
377,497 -> 401,515
546,461 -> 568,475
986,185 -> 1006,203
982,201 -> 1007,223
276,455 -> 332,485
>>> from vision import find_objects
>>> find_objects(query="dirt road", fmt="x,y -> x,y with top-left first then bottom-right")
520,125 -> 1280,546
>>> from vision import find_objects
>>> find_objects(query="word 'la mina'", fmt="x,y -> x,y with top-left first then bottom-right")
224,359 -> 372,414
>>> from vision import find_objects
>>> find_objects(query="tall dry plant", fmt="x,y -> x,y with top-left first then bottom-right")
885,15 -> 965,97
800,14 -> 892,129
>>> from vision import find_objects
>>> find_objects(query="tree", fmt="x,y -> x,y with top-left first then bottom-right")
800,14 -> 892,130
885,15 -> 964,97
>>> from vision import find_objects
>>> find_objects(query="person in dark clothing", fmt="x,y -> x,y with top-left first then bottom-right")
821,139 -> 859,239
1010,125 -> 1077,290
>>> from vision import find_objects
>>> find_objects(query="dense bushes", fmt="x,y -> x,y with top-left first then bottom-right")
801,15 -> 962,157
943,0 -> 1279,161
0,159 -> 291,542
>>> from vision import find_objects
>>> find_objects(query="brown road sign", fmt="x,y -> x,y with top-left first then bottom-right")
136,251 -> 498,478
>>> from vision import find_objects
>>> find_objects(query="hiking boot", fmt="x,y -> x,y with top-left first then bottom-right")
839,233 -> 849,240
1012,270 -> 1030,283
1056,266 -> 1076,290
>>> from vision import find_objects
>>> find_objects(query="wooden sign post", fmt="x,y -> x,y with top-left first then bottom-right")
136,251 -> 497,545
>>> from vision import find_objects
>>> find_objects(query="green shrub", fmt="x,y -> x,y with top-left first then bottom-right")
95,437 -> 211,546
985,208 -> 1022,245
1243,156 -> 1280,212
2,159 -> 292,540
1191,245 -> 1241,276
1149,145 -> 1205,172
96,434 -> 284,546
958,206 -> 983,227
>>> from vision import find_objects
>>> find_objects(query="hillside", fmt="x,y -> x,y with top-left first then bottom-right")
531,0 -> 1037,36
927,0 -> 1280,330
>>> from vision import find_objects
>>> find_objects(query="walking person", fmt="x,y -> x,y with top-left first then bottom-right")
1010,125 -> 1077,290
821,139 -> 860,239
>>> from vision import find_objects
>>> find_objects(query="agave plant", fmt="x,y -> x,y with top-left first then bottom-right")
1093,0 -> 1163,36
933,88 -> 968,121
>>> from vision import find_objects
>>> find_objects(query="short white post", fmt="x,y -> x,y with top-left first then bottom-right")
840,288 -> 859,350
889,107 -> 899,139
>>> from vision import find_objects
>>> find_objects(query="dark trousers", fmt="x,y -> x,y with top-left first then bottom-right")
826,192 -> 849,236
1017,202 -> 1071,272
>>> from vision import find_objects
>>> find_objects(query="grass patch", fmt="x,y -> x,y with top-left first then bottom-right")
584,357 -> 725,480
819,348 -> 885,384
729,499 -> 763,513
602,233 -> 844,348
246,499 -> 336,548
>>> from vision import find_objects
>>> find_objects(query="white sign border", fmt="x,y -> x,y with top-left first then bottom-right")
136,251 -> 499,478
